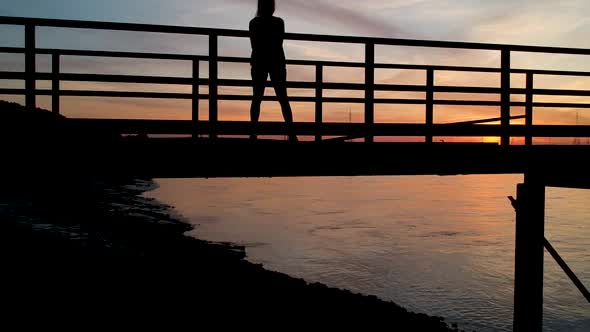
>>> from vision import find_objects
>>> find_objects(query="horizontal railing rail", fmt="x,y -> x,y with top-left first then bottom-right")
3,16 -> 590,54
2,87 -> 589,110
1,16 -> 590,144
4,46 -> 590,77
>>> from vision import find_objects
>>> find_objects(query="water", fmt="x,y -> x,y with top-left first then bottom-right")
146,175 -> 590,331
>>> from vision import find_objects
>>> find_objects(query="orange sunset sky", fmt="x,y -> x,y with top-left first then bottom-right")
1,0 -> 589,143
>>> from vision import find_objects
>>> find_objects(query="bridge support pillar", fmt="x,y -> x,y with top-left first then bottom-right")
513,174 -> 545,332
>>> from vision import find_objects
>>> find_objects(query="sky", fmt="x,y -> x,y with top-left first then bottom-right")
1,0 -> 589,141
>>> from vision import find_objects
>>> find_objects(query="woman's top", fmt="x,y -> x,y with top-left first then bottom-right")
249,15 -> 286,68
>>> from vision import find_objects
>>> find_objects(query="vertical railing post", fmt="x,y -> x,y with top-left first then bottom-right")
209,34 -> 218,139
52,52 -> 60,115
365,42 -> 375,143
525,72 -> 534,146
315,64 -> 323,142
192,58 -> 200,139
425,69 -> 434,143
513,174 -> 545,332
25,24 -> 36,112
501,48 -> 511,146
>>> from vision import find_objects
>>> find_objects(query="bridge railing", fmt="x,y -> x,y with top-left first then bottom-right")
1,16 -> 590,145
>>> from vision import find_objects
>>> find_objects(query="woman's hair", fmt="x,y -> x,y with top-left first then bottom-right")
257,0 -> 275,17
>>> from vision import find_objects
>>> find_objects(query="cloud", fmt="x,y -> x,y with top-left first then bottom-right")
227,0 -> 411,38
285,0 -> 408,37
360,0 -> 430,11
465,0 -> 590,48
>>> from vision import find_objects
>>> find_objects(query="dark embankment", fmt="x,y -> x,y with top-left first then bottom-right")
1,176 -> 466,331
0,100 -> 119,141
0,101 -> 464,330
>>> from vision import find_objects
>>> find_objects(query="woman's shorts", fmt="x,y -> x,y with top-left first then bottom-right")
251,65 -> 287,85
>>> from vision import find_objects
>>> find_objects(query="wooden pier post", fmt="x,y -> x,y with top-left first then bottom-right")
364,42 -> 375,143
513,174 -> 545,332
192,58 -> 200,139
25,24 -> 36,112
209,34 -> 218,139
52,53 -> 60,115
315,65 -> 323,142
525,72 -> 534,146
501,49 -> 511,146
425,69 -> 434,143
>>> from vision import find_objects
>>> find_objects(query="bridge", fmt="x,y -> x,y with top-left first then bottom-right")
1,16 -> 589,332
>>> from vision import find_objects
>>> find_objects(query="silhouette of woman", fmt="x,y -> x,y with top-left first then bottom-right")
249,0 -> 297,141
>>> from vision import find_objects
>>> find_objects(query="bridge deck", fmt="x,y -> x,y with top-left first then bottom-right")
10,138 -> 590,189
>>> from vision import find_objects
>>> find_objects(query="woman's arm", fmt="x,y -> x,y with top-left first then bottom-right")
279,18 -> 285,42
249,20 -> 256,45
249,19 -> 257,65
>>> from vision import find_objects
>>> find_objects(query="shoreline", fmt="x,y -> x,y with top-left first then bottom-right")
1,176 -> 463,331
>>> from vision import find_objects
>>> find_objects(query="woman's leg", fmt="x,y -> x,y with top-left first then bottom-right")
270,67 -> 297,141
250,67 -> 267,139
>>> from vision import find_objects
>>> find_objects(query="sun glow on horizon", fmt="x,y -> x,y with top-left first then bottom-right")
482,136 -> 501,144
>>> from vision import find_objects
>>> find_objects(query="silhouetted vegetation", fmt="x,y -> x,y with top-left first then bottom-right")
0,100 -> 120,143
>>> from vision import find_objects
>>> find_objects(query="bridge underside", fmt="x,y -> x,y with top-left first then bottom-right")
7,138 -> 590,189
